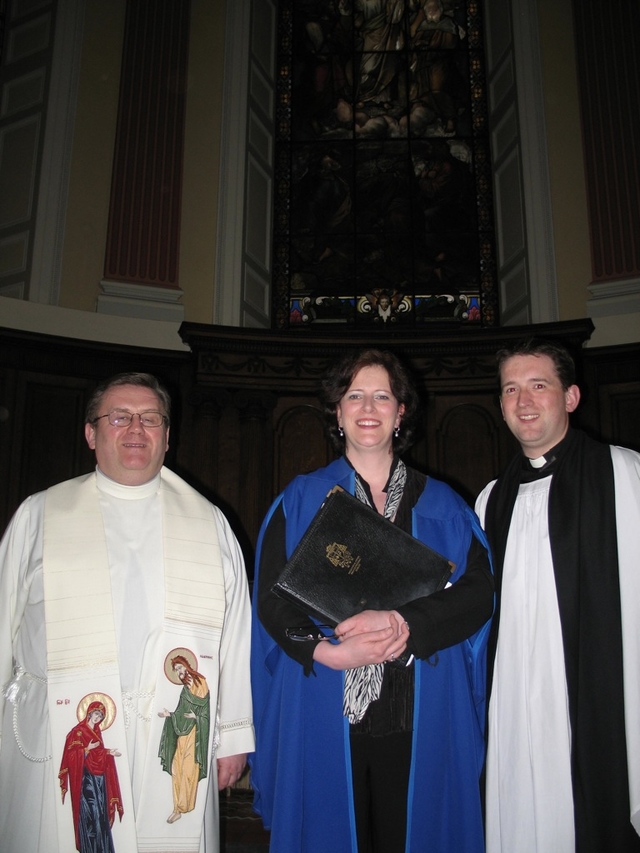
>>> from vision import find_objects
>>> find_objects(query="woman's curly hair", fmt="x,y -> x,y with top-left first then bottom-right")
321,349 -> 421,455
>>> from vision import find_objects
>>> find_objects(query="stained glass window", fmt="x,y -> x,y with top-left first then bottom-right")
272,0 -> 497,329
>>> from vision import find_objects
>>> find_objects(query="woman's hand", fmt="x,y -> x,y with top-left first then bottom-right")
337,609 -> 407,639
313,612 -> 409,670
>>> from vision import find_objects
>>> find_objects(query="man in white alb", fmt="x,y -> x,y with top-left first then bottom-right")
476,338 -> 640,853
0,372 -> 254,853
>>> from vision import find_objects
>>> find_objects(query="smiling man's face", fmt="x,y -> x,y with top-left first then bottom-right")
499,354 -> 580,458
84,384 -> 169,485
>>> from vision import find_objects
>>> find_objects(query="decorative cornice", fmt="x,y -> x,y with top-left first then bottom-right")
587,278 -> 640,317
179,319 -> 594,389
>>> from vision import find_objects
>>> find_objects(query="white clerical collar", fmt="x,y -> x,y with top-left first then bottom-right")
95,466 -> 161,500
529,455 -> 548,469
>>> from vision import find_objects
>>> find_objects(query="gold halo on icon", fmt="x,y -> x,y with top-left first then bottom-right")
164,647 -> 198,684
76,692 -> 117,730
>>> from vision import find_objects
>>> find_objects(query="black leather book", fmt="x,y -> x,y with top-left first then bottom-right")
272,486 -> 454,626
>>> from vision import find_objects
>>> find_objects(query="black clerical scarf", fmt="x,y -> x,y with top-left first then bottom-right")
484,428 -> 640,852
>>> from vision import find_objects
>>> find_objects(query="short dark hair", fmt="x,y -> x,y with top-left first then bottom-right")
321,349 -> 421,454
85,373 -> 171,424
495,338 -> 577,391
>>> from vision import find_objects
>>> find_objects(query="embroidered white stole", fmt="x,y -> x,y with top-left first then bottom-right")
43,468 -> 226,852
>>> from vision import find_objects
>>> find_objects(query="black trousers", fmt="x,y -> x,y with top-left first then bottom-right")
350,729 -> 412,853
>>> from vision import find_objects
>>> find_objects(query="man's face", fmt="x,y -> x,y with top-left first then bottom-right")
173,663 -> 188,682
84,384 -> 169,485
499,354 -> 580,458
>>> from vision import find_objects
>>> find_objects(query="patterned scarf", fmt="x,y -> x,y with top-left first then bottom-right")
343,459 -> 407,724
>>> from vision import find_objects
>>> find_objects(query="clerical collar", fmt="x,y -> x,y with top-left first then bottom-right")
520,430 -> 574,482
95,466 -> 161,500
529,455 -> 548,468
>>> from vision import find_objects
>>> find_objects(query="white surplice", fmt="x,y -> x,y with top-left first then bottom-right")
476,444 -> 640,851
476,476 -> 575,853
0,468 -> 254,853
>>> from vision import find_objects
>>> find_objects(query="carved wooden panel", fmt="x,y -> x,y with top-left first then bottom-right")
580,343 -> 640,453
431,393 -> 516,503
598,383 -> 640,453
273,401 -> 332,494
5,372 -> 94,521
22,376 -> 90,486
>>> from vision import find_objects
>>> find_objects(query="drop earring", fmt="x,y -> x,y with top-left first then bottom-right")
394,425 -> 400,438
338,426 -> 344,437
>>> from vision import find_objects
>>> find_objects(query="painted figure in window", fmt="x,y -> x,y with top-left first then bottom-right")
407,0 -> 467,136
363,288 -> 405,323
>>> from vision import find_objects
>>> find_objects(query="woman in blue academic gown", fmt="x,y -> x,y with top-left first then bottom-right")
250,348 -> 494,853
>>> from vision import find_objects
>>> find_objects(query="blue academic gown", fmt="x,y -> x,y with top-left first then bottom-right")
250,457 -> 491,852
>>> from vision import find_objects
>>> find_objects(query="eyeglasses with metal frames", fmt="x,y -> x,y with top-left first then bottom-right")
92,410 -> 168,428
285,625 -> 338,642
